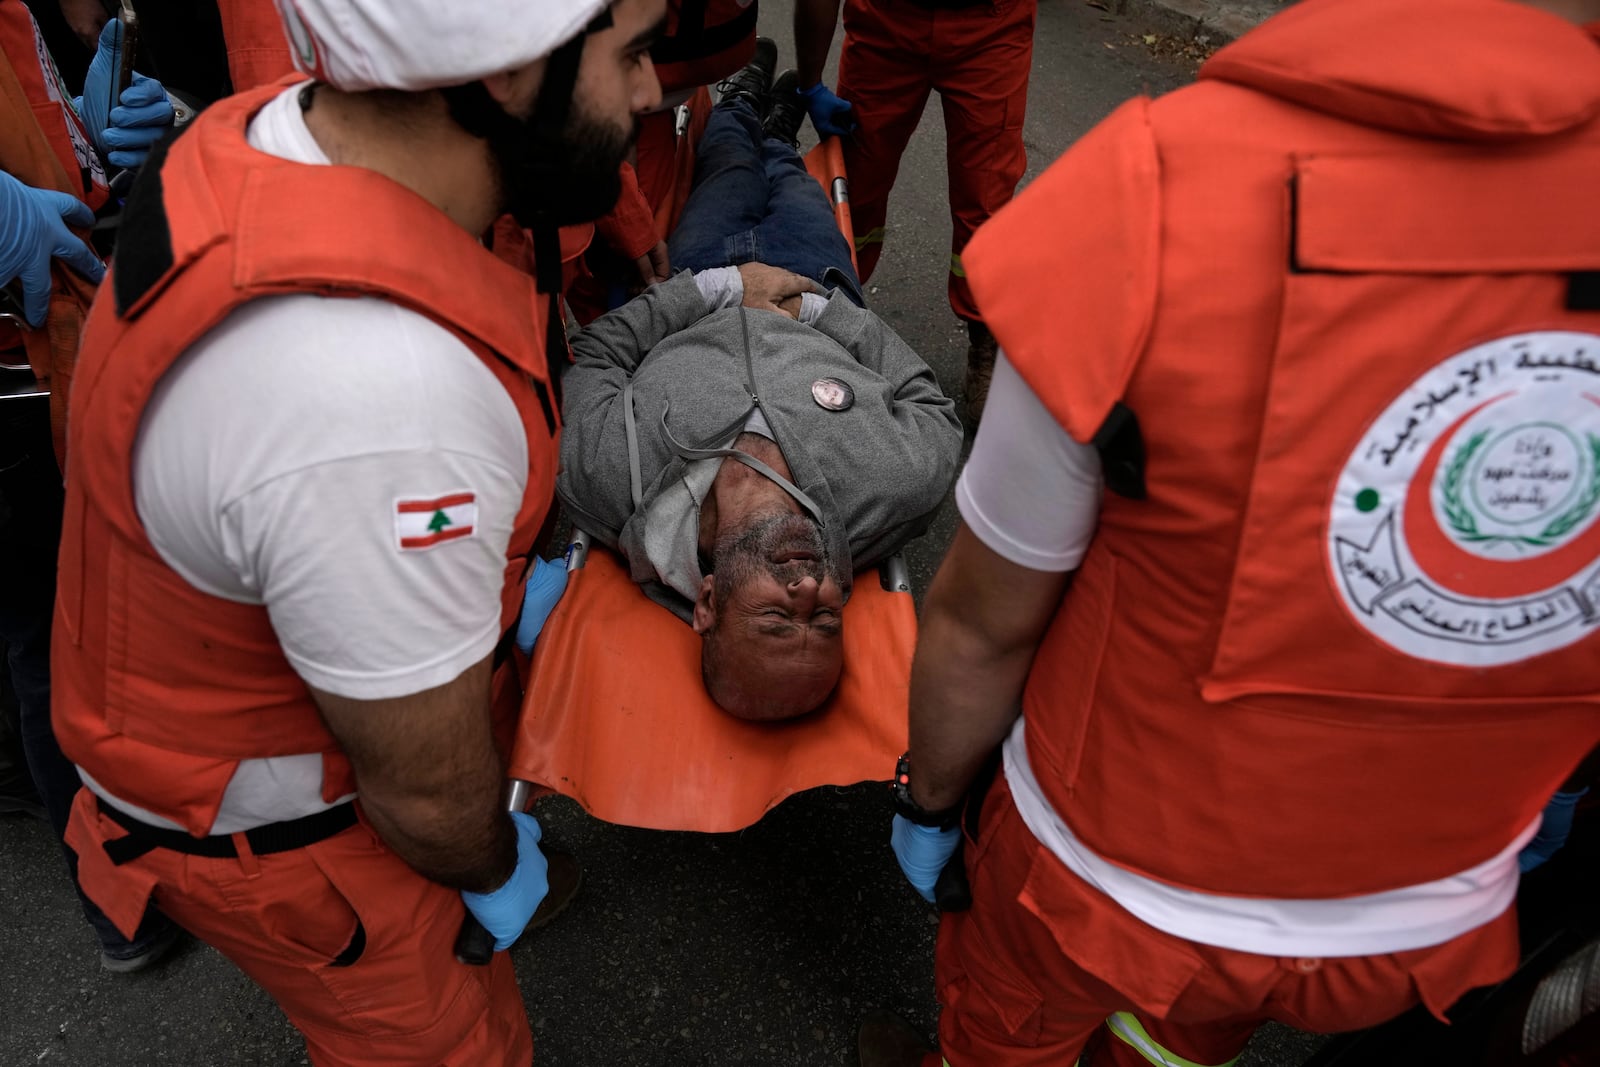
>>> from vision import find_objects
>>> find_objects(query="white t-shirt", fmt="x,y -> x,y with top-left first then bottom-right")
955,353 -> 1102,571
959,352 -> 1527,956
84,84 -> 528,834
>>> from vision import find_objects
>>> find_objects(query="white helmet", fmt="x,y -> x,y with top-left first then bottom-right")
273,0 -> 614,92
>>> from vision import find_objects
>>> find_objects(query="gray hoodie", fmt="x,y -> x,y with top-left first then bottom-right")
557,271 -> 962,620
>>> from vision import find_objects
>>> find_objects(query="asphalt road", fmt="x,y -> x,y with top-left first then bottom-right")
1,3 -> 1326,1065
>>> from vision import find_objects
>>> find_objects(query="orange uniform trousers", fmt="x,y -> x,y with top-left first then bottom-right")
929,774 -> 1522,1067
835,0 -> 1036,322
65,789 -> 533,1067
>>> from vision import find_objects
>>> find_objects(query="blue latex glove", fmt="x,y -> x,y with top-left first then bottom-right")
0,170 -> 105,327
75,20 -> 174,170
800,81 -> 857,138
514,556 -> 569,654
460,811 -> 550,950
891,814 -> 961,903
1518,788 -> 1588,872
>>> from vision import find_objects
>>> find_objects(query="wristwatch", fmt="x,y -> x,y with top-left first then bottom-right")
891,752 -> 962,830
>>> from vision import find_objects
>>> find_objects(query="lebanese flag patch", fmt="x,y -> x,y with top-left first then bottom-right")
395,492 -> 478,551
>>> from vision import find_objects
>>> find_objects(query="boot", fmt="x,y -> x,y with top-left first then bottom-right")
964,319 -> 998,425
763,70 -> 807,148
714,36 -> 777,116
857,1010 -> 937,1067
526,850 -> 582,932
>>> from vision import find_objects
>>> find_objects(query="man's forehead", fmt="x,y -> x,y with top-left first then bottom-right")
612,0 -> 668,35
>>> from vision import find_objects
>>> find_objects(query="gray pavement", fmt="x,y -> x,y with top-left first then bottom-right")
0,2 -> 1328,1065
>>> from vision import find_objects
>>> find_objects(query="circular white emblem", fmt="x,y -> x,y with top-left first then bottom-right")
1328,331 -> 1600,666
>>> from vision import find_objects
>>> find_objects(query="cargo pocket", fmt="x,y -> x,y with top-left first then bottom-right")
938,916 -> 1047,1049
300,827 -> 491,1042
1019,844 -> 1205,1020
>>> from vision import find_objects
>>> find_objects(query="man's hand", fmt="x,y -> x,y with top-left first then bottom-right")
76,20 -> 176,170
460,811 -> 550,949
633,241 -> 671,288
891,815 -> 961,902
0,170 -> 105,327
738,263 -> 816,319
799,83 -> 857,138
59,0 -> 108,50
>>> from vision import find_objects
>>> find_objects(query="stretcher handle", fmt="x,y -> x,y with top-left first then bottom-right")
878,554 -> 910,593
453,912 -> 495,965
454,779 -> 538,965
566,528 -> 593,571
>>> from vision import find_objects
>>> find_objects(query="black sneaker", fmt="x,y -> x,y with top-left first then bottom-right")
714,36 -> 777,116
763,70 -> 807,148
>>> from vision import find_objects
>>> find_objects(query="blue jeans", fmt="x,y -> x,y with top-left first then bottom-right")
0,405 -> 172,960
668,98 -> 865,306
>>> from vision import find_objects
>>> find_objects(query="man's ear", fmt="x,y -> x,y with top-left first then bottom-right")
481,57 -> 548,112
692,574 -> 716,634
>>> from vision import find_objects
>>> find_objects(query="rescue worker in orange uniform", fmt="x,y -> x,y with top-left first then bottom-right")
2,0 -> 186,972
793,0 -> 1036,420
864,0 -> 1600,1063
50,0 -> 664,1063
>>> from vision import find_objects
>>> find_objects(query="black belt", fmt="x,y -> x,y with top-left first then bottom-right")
99,798 -> 359,866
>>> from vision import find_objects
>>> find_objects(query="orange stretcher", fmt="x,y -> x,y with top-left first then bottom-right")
502,138 -> 899,832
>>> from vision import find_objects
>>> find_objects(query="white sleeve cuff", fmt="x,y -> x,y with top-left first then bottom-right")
799,291 -> 829,325
694,266 -> 744,310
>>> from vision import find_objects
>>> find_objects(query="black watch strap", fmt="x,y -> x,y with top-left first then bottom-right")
891,753 -> 962,830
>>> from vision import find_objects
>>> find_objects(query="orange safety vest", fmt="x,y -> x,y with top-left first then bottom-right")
214,0 -> 295,92
963,0 -> 1600,899
52,82 -> 562,837
0,0 -> 108,465
654,0 -> 758,97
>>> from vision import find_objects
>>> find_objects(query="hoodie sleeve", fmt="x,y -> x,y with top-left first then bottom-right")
557,271 -> 714,542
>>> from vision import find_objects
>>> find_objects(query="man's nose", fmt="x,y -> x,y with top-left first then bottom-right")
787,575 -> 820,614
634,55 -> 663,114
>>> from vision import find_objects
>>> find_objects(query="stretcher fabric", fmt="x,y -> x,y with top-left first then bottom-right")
66,789 -> 533,1067
509,543 -> 912,831
835,0 -> 1035,322
932,774 -> 1521,1067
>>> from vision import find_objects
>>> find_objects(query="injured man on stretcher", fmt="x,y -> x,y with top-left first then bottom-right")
557,93 -> 962,722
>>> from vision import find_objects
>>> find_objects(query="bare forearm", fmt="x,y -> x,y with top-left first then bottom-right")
359,776 -> 516,893
794,0 -> 843,88
909,607 -> 1033,812
907,524 -> 1071,811
312,656 -> 518,893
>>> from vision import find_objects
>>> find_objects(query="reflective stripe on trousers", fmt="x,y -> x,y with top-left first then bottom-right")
1106,1013 -> 1239,1067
